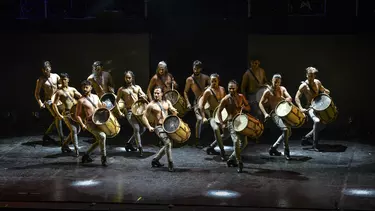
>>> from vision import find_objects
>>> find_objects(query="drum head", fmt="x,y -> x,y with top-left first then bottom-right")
163,115 -> 180,133
100,93 -> 116,110
275,101 -> 292,117
312,94 -> 332,111
92,108 -> 110,125
164,90 -> 179,105
214,107 -> 228,123
131,100 -> 148,116
233,114 -> 249,132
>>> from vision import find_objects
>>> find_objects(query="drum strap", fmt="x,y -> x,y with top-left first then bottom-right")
85,96 -> 97,109
192,76 -> 203,92
62,89 -> 75,103
156,101 -> 167,117
45,77 -> 58,94
302,81 -> 320,95
209,88 -> 219,103
248,68 -> 261,85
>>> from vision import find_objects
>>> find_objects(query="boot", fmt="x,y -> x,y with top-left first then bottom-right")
101,156 -> 107,166
301,136 -> 313,146
74,150 -> 80,158
168,161 -> 174,172
125,143 -> 137,152
220,150 -> 227,161
82,154 -> 93,163
206,146 -> 219,155
237,162 -> 244,173
284,149 -> 291,160
195,138 -> 203,149
268,147 -> 282,156
226,159 -> 238,167
61,145 -> 72,153
151,159 -> 164,167
312,140 -> 320,152
138,147 -> 143,157
42,135 -> 55,146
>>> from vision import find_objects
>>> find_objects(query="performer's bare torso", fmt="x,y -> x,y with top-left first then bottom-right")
147,100 -> 171,127
205,86 -> 226,112
222,94 -> 247,120
187,74 -> 210,99
153,74 -> 174,92
264,87 -> 287,111
40,73 -> 60,101
300,79 -> 321,106
88,71 -> 112,97
119,85 -> 145,110
55,87 -> 79,111
79,94 -> 100,121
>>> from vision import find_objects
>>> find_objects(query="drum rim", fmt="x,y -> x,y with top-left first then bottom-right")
100,93 -> 117,110
92,108 -> 111,125
232,113 -> 249,132
311,93 -> 333,111
164,90 -> 180,104
275,100 -> 292,117
162,115 -> 181,133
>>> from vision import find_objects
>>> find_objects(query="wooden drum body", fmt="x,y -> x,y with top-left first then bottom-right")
311,94 -> 338,124
275,101 -> 306,128
92,108 -> 121,138
164,90 -> 188,118
131,99 -> 148,125
233,113 -> 264,139
163,115 -> 191,144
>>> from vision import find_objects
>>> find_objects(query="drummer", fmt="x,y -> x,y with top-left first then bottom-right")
259,74 -> 293,160
52,73 -> 82,157
34,61 -> 65,146
217,80 -> 250,173
75,80 -> 108,166
116,70 -> 147,157
87,61 -> 115,98
142,86 -> 178,172
146,61 -> 178,100
295,67 -> 331,152
199,73 -> 228,161
241,58 -> 268,120
183,60 -> 210,148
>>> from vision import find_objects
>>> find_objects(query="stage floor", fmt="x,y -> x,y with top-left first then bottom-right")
0,135 -> 374,210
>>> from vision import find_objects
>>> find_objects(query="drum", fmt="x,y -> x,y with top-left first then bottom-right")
163,115 -> 191,144
92,108 -> 121,138
213,107 -> 228,124
164,90 -> 188,118
275,100 -> 306,128
311,94 -> 338,124
100,93 -> 124,119
69,104 -> 86,123
131,99 -> 148,125
233,113 -> 264,139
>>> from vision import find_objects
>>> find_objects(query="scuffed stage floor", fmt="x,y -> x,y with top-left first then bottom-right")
0,135 -> 374,211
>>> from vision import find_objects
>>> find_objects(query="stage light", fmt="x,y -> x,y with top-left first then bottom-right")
205,190 -> 241,199
343,188 -> 375,197
71,180 -> 101,187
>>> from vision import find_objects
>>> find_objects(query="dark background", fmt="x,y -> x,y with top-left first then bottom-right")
0,0 -> 373,141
